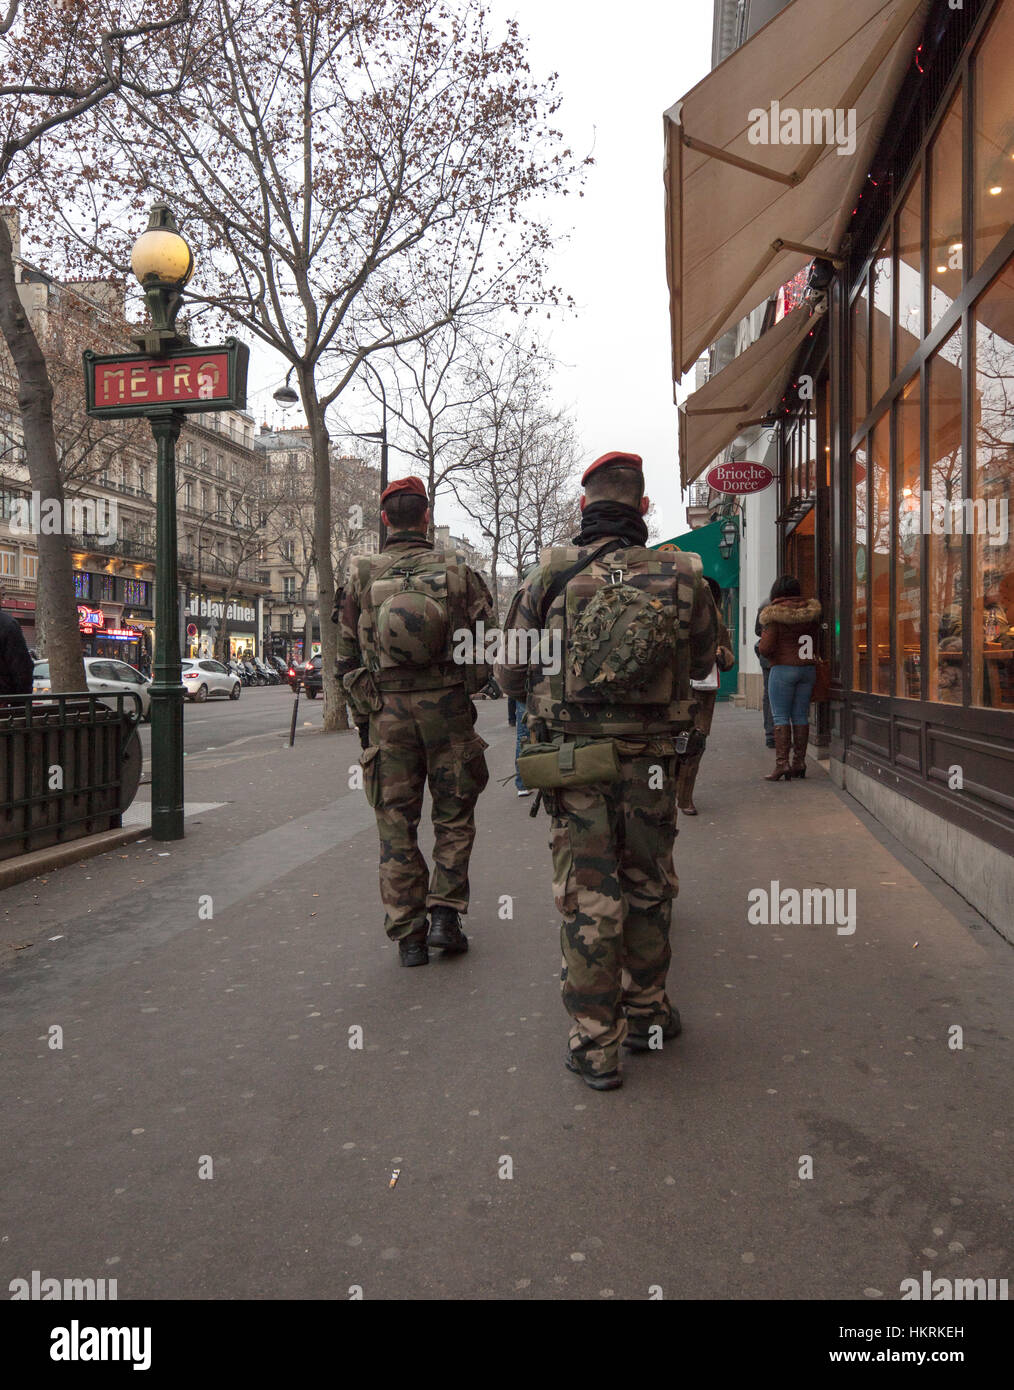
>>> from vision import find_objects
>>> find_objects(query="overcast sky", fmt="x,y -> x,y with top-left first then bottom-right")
250,0 -> 714,547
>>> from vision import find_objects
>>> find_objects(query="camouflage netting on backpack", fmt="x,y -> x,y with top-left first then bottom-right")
568,581 -> 675,697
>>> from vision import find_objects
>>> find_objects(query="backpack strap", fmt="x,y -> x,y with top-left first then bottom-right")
537,540 -> 627,627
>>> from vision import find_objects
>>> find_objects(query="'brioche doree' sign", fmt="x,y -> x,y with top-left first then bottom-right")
84,340 -> 248,419
705,461 -> 774,495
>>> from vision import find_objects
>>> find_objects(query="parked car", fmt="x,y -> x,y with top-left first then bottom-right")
33,657 -> 151,719
286,661 -> 301,692
181,657 -> 241,702
300,655 -> 323,698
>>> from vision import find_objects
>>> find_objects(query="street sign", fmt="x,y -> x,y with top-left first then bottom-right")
705,461 -> 774,495
186,623 -> 198,638
83,339 -> 249,419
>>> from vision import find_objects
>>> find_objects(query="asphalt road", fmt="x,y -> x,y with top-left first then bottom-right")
136,684 -> 322,765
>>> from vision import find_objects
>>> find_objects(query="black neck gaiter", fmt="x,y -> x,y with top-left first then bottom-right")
572,500 -> 649,548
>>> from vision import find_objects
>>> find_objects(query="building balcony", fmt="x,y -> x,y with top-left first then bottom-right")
75,533 -> 157,565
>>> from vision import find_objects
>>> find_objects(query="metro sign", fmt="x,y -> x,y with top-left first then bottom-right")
83,339 -> 249,419
705,461 -> 774,495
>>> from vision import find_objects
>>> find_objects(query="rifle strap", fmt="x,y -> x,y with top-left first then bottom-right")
537,540 -> 626,627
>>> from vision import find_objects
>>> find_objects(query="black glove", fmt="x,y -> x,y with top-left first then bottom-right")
357,721 -> 370,750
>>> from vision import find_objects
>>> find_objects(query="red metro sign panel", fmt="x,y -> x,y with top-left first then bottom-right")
705,461 -> 774,495
84,340 -> 249,419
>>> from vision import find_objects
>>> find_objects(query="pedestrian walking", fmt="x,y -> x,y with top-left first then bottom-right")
496,451 -> 717,1090
676,576 -> 735,816
0,601 -> 34,697
337,476 -> 494,966
757,576 -> 821,781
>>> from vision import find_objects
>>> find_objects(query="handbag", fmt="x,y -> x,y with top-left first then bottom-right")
811,658 -> 831,703
691,664 -> 720,692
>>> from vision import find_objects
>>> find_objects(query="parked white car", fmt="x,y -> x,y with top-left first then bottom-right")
181,657 -> 241,702
32,657 -> 152,719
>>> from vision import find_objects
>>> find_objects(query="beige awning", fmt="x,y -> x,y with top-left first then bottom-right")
678,304 -> 821,489
665,0 -> 929,384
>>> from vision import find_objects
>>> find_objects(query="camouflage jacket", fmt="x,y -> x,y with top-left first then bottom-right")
495,532 -> 718,739
336,531 -> 493,691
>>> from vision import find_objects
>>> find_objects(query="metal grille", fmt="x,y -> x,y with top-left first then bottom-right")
0,693 -> 139,860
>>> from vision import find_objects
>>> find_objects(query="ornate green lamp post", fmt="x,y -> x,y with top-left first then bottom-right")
84,203 -> 248,841
129,205 -> 194,840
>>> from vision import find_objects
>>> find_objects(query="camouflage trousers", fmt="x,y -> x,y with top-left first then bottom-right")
549,738 -> 680,1075
676,689 -> 717,808
360,685 -> 489,940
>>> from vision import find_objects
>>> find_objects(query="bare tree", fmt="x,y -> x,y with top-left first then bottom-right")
449,338 -> 580,616
0,0 -> 198,692
47,0 -> 584,728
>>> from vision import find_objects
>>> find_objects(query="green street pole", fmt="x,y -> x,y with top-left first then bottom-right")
149,408 -> 185,840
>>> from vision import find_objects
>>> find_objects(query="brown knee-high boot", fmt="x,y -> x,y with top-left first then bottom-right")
764,726 -> 792,780
677,750 -> 703,814
790,723 -> 809,777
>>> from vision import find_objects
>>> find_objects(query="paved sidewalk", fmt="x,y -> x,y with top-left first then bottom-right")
1,704 -> 1010,1300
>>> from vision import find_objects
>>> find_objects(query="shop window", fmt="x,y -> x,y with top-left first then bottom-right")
851,284 -> 869,435
896,172 -> 923,372
870,418 -> 891,695
927,329 -> 964,705
973,0 -> 1014,273
97,573 -> 115,602
972,261 -> 1014,709
895,376 -> 922,698
853,443 -> 868,691
73,571 -> 90,599
929,86 -> 964,331
871,230 -> 893,404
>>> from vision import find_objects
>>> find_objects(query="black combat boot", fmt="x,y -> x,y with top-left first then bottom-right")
564,1048 -> 623,1091
398,929 -> 429,967
623,1007 -> 682,1053
427,906 -> 469,954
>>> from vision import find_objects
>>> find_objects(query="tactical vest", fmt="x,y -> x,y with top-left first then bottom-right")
355,544 -> 487,693
526,541 -> 702,737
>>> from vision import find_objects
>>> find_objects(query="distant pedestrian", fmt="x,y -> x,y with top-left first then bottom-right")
757,576 -> 821,781
507,695 -> 518,727
0,605 -> 34,696
676,576 -> 735,815
754,607 -> 775,749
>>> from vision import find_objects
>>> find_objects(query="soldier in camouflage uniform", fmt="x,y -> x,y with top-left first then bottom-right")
496,453 -> 717,1089
337,476 -> 494,967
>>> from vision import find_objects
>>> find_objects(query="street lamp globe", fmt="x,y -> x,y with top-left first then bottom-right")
131,203 -> 194,288
131,227 -> 194,288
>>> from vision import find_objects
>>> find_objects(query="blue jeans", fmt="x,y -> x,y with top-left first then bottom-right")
514,701 -> 528,789
768,665 -> 816,726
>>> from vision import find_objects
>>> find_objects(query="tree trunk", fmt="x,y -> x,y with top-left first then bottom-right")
0,218 -> 86,694
302,379 -> 348,732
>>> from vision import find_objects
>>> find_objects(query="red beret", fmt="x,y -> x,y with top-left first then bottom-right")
581,451 -> 643,487
381,475 -> 428,505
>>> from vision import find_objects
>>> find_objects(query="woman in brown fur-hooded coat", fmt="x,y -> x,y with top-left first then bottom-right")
757,576 -> 821,780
